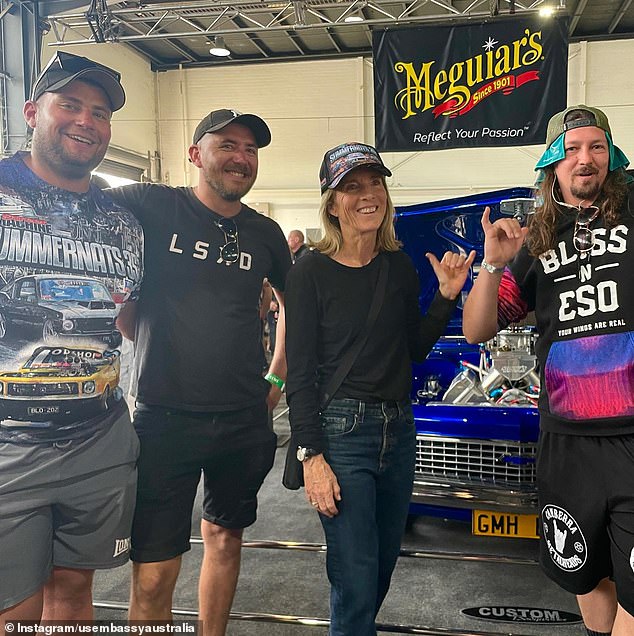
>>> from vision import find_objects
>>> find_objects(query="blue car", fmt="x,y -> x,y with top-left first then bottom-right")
396,187 -> 541,540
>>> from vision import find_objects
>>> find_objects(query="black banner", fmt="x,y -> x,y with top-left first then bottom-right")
373,17 -> 569,152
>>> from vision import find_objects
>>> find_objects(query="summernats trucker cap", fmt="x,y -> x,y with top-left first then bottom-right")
319,142 -> 392,193
192,109 -> 271,147
31,51 -> 126,112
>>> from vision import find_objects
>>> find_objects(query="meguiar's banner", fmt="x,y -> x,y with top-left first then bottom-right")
373,17 -> 569,151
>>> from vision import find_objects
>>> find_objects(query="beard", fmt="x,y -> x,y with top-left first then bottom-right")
203,170 -> 256,202
33,129 -> 107,180
570,180 -> 602,203
567,165 -> 608,204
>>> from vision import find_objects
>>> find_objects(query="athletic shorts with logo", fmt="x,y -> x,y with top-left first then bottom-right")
0,406 -> 139,610
537,430 -> 634,615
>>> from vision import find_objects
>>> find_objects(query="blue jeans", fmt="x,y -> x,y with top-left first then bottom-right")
319,397 -> 416,636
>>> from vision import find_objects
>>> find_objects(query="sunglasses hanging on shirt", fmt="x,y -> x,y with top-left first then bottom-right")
214,217 -> 240,265
573,205 -> 600,255
550,180 -> 600,258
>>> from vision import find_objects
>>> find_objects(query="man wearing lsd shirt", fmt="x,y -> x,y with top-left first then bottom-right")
110,109 -> 291,636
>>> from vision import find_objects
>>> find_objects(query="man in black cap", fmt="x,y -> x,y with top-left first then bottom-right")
110,108 -> 291,635
0,51 -> 143,623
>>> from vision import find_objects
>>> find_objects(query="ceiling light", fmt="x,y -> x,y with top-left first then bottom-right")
209,36 -> 231,57
343,2 -> 366,23
539,6 -> 555,17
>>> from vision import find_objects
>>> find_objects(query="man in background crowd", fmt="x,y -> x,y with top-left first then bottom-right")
287,229 -> 309,262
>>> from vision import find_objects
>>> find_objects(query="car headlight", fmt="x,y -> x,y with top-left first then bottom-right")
62,319 -> 74,331
83,381 -> 96,394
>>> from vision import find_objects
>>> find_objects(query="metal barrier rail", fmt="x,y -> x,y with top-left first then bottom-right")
272,406 -> 289,421
192,537 -> 539,567
95,539 -> 540,635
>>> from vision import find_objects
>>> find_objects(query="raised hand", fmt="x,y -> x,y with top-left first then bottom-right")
425,249 -> 477,300
481,206 -> 528,268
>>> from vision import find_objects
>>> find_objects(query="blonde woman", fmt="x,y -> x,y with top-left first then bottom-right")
285,142 -> 475,636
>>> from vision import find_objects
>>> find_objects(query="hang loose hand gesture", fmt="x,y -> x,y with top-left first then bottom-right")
480,206 -> 529,270
425,249 -> 477,300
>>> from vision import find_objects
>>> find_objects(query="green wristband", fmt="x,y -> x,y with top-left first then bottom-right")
265,372 -> 285,392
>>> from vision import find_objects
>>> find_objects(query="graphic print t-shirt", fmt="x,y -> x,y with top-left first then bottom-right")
0,153 -> 143,442
108,184 -> 292,411
497,187 -> 634,436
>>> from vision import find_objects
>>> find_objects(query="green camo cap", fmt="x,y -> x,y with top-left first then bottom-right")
544,104 -> 611,148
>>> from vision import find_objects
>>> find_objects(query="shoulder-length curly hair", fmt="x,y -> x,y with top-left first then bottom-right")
527,167 -> 629,257
310,175 -> 402,256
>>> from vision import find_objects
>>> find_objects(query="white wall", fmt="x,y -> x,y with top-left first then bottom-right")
152,37 -> 634,240
40,36 -> 634,239
155,58 -> 368,185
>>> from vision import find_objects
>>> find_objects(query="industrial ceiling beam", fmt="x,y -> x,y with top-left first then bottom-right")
608,0 -> 633,34
568,0 -> 588,36
47,0 -> 560,45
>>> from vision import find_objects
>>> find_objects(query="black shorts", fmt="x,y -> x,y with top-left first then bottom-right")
130,402 -> 276,563
537,431 -> 634,614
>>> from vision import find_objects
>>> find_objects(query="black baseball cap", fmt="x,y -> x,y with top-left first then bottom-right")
31,51 -> 126,112
319,142 -> 392,193
192,109 -> 271,147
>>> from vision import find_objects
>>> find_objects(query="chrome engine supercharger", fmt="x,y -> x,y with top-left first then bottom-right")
442,327 -> 540,406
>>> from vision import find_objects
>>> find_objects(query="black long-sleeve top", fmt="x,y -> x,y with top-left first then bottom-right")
285,250 -> 457,452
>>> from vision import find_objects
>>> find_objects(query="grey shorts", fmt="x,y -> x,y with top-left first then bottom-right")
0,407 -> 139,610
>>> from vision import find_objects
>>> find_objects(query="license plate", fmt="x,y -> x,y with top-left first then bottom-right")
27,405 -> 60,415
472,510 -> 539,539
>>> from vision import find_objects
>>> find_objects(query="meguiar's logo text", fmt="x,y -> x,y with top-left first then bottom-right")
394,28 -> 543,119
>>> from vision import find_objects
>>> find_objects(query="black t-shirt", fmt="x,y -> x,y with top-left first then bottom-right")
498,184 -> 634,435
109,184 -> 292,411
285,249 -> 457,451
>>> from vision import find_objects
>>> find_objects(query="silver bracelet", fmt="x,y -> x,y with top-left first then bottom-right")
480,259 -> 506,274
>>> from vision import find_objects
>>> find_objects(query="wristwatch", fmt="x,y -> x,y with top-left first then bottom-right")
297,446 -> 319,462
480,259 -> 506,274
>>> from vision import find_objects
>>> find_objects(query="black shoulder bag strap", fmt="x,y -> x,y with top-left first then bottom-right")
319,253 -> 389,411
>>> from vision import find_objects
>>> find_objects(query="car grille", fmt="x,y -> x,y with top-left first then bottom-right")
7,383 -> 79,396
415,435 -> 537,486
73,319 -> 115,333
77,301 -> 116,310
